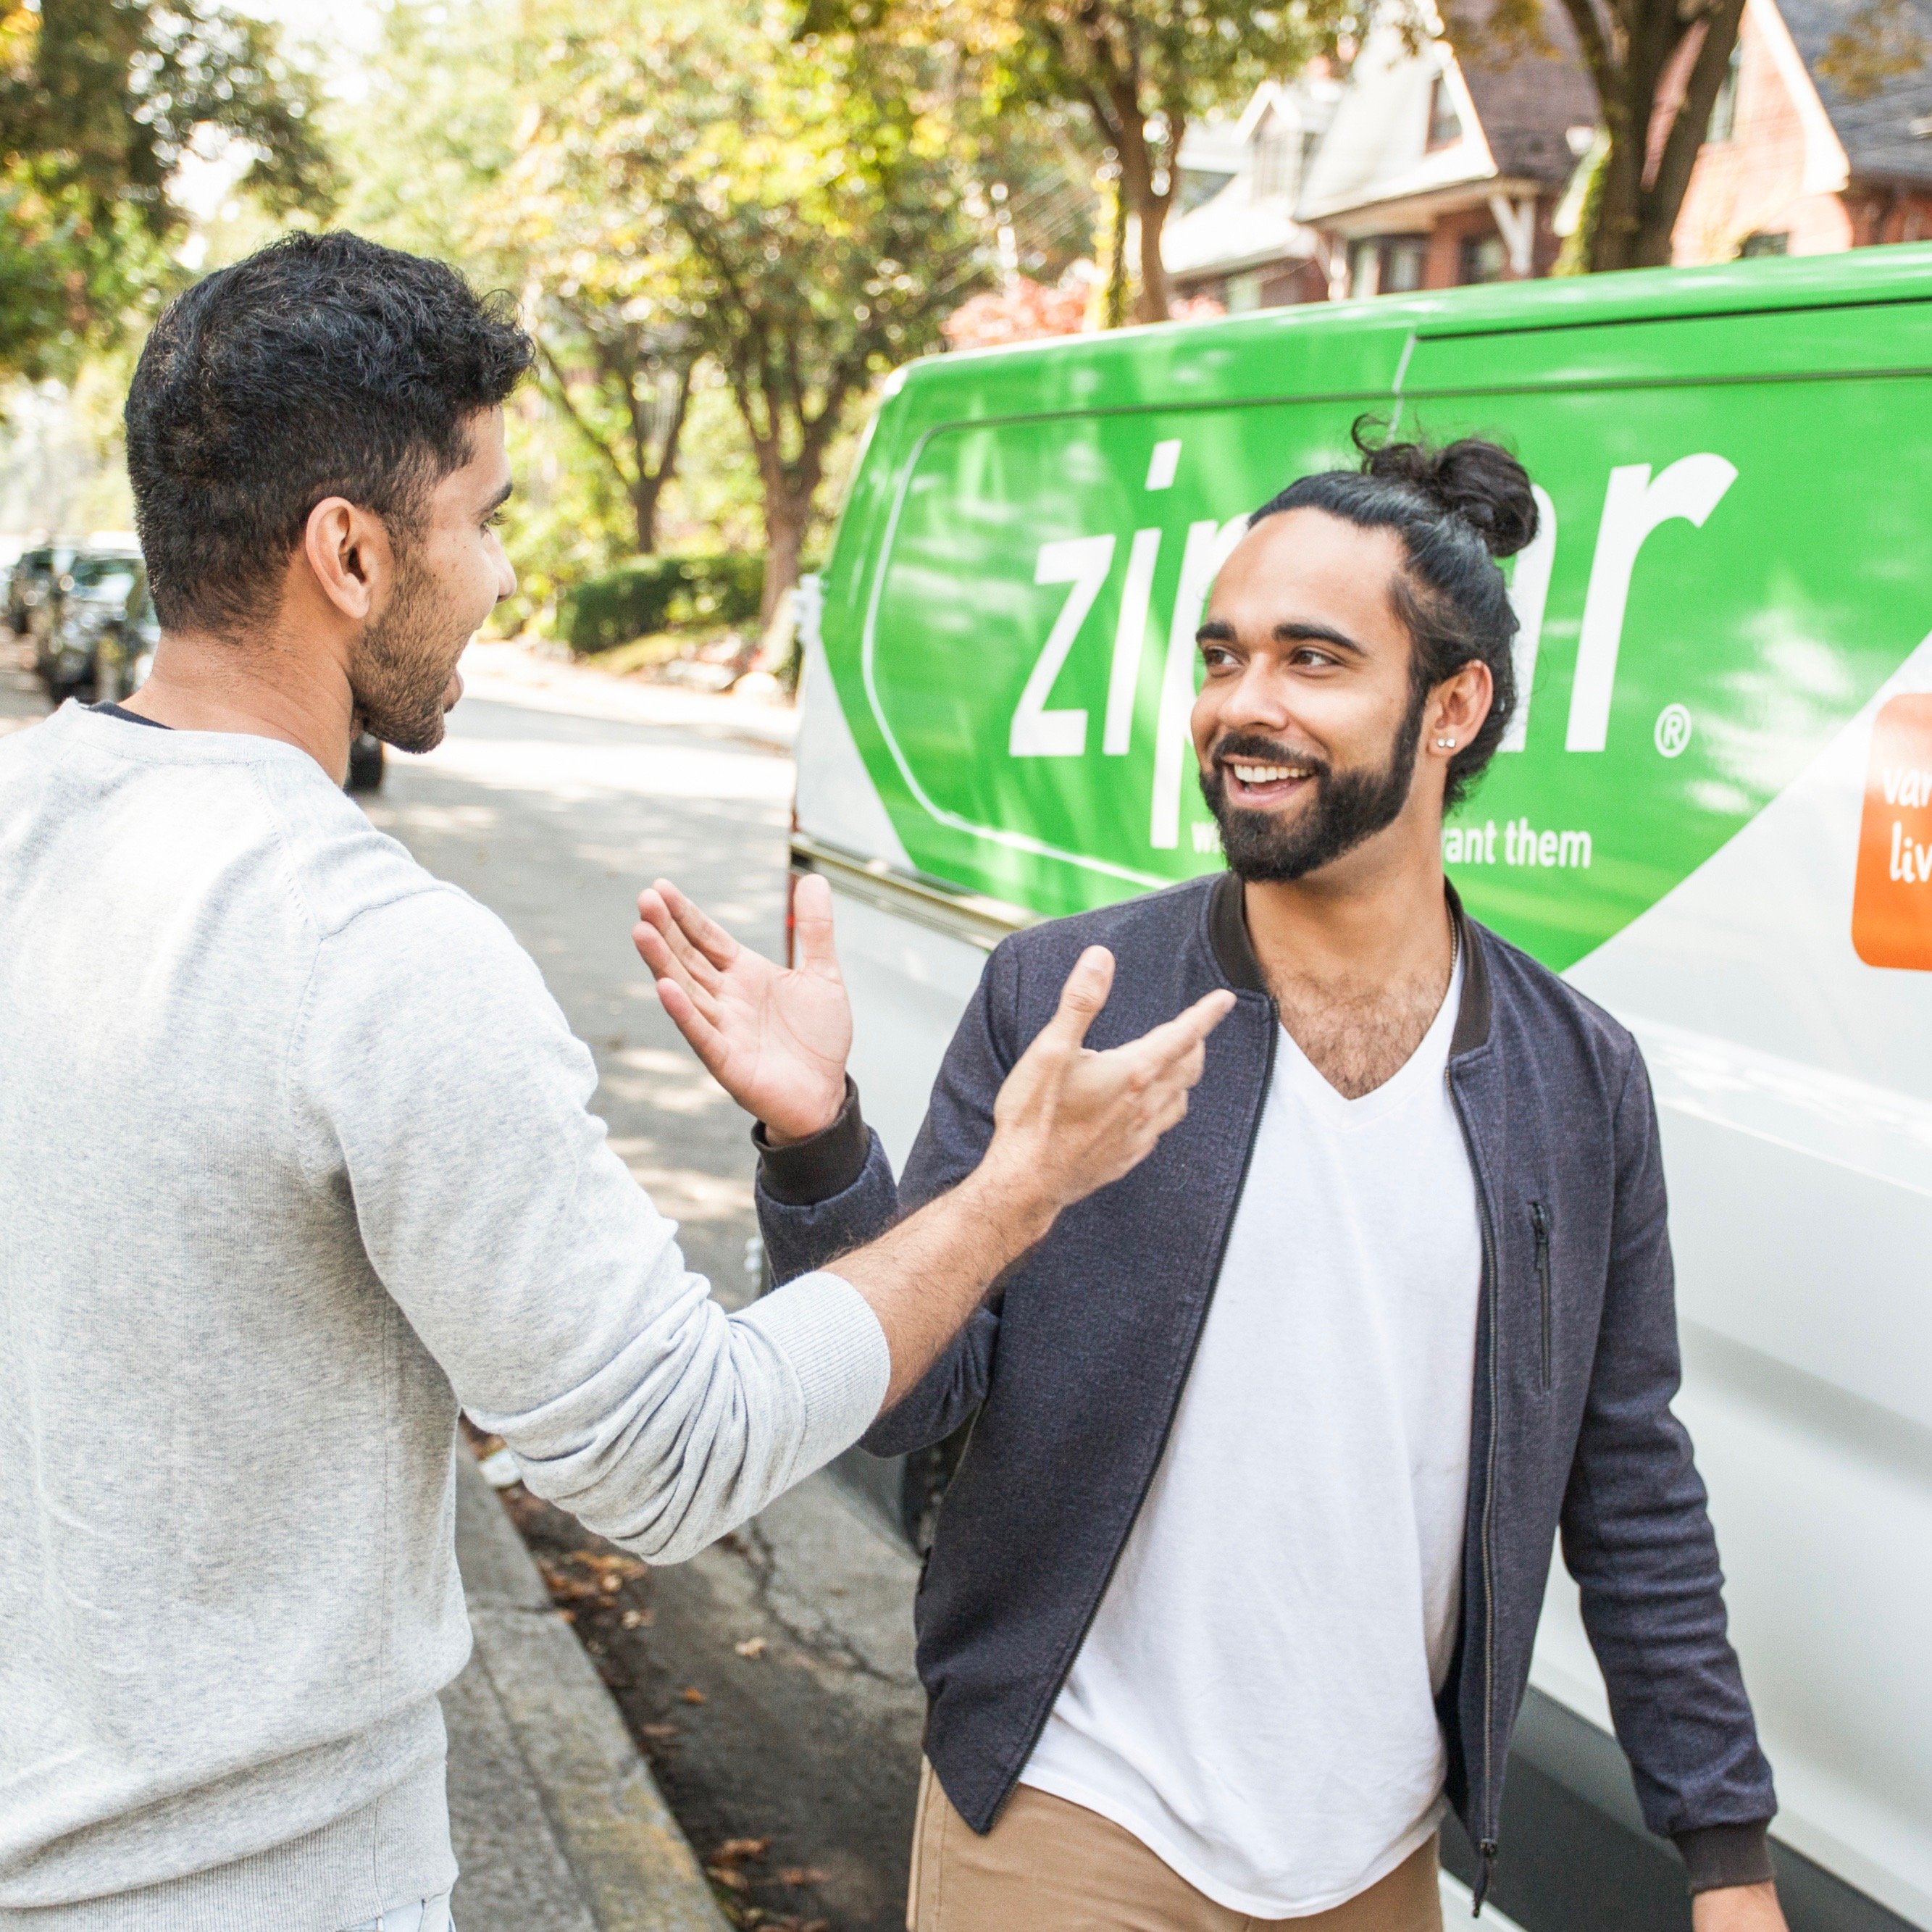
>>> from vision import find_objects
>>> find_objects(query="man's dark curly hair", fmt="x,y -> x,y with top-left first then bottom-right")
125,230 -> 534,640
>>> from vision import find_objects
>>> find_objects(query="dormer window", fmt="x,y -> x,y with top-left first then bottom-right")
1428,72 -> 1463,149
1253,106 -> 1295,198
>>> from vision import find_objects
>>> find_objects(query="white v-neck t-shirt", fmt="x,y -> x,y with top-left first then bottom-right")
1020,955 -> 1481,1918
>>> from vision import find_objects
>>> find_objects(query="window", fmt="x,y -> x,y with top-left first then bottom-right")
1707,43 -> 1743,143
1384,237 -> 1429,292
1459,233 -> 1507,283
1739,230 -> 1789,256
1349,235 -> 1431,297
1252,107 -> 1296,198
1428,74 -> 1463,149
1226,269 -> 1268,312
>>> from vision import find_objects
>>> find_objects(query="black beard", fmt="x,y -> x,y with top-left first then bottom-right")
351,547 -> 463,756
1198,698 -> 1425,883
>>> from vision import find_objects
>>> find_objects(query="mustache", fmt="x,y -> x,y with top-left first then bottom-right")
1208,732 -> 1331,780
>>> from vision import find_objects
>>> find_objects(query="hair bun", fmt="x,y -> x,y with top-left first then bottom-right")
1355,426 -> 1539,559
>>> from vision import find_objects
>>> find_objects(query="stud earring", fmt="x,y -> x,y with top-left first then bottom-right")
1435,736 -> 1458,750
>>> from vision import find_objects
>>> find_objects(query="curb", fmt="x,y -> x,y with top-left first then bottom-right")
453,1452 -> 731,1932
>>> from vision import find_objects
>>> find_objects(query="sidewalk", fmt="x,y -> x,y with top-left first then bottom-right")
444,1449 -> 729,1932
457,639 -> 798,753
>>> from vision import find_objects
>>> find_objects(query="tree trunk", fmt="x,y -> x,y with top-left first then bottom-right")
1110,101 -> 1171,323
628,473 -> 664,555
1582,0 -> 1747,272
1135,188 -> 1171,325
621,357 -> 693,554
761,493 -> 808,631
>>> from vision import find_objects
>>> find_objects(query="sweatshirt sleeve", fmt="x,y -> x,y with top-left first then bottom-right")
288,885 -> 890,1564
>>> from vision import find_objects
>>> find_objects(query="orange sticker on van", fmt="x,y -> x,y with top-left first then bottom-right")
1852,694 -> 1932,970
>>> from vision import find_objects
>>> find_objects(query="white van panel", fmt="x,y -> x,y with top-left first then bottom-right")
829,888 -> 982,1171
1550,637 -> 1932,1928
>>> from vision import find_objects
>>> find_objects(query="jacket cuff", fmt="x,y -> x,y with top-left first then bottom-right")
1676,1822 -> 1776,1894
754,1078 -> 869,1206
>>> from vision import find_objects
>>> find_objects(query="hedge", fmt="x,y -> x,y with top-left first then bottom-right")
561,552 -> 766,656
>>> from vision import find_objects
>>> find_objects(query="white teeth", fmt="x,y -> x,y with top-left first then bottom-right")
1230,763 -> 1308,785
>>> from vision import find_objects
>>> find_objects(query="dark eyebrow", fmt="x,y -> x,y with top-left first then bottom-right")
1195,616 -> 1366,658
1276,619 -> 1364,658
482,479 -> 514,513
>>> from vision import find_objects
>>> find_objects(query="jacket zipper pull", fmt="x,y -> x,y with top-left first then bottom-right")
1471,1841 -> 1499,1914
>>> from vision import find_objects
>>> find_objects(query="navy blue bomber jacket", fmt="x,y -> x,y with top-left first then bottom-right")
754,871 -> 1777,1905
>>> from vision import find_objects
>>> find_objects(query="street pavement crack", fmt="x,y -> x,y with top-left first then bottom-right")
731,1521 -> 913,1688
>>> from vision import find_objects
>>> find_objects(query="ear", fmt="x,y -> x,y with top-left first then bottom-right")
301,496 -> 395,625
1426,659 -> 1494,761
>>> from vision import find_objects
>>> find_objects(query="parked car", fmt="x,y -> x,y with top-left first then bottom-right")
8,541 -> 77,639
33,543 -> 143,700
88,565 -> 162,706
789,245 -> 1932,1932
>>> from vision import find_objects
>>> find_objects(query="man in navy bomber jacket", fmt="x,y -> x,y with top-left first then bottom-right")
635,432 -> 1784,1932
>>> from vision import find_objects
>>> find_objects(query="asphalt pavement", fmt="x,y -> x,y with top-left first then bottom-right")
374,644 -> 930,1932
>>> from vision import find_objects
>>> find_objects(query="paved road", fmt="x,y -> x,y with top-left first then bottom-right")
378,656 -> 929,1932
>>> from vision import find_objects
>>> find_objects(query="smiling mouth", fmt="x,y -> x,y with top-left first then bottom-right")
1221,758 -> 1318,807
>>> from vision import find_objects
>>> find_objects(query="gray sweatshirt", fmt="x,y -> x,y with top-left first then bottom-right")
0,703 -> 890,1928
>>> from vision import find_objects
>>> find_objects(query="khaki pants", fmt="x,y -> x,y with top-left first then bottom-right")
908,1763 -> 1444,1932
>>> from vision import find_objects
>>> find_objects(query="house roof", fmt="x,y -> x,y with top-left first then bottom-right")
1456,5 -> 1599,183
1295,0 -> 1592,224
1776,0 -> 1932,184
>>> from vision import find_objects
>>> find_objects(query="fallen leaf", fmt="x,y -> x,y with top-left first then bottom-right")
640,1723 -> 679,1741
779,1867 -> 829,1886
733,1636 -> 767,1659
704,1865 -> 750,1891
680,1686 -> 706,1705
620,1607 -> 654,1629
711,1837 -> 770,1865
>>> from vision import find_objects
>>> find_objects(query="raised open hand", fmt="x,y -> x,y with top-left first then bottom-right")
632,874 -> 851,1142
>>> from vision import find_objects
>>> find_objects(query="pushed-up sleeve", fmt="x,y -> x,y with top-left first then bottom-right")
289,886 -> 890,1565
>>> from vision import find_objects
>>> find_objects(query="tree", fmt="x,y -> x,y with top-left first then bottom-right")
526,304 -> 693,556
816,0 -> 1339,324
0,0 -> 333,377
1529,0 -> 1745,271
519,0 -> 1000,620
1455,0 -> 1925,272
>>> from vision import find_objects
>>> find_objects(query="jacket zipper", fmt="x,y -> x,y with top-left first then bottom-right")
1531,1202 -> 1551,1392
998,1003 -> 1279,1815
1448,1064 -> 1502,1909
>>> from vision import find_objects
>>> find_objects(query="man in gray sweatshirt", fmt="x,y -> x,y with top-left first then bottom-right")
0,233 -> 1230,1931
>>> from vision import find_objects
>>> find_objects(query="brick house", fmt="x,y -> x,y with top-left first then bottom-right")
1164,0 -> 1931,310
1164,78 -> 1342,311
1294,4 -> 1597,296
1670,0 -> 1932,260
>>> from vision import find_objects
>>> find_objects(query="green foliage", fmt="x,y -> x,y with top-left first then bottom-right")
512,0 -> 1002,609
560,552 -> 766,656
0,0 -> 334,378
806,0 -> 1344,319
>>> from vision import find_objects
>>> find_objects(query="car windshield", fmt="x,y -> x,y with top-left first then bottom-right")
69,557 -> 138,599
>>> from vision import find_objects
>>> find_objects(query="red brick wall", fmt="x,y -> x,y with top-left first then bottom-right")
1671,9 -> 1857,260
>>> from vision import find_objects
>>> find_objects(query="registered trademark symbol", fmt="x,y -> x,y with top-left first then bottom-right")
1655,703 -> 1694,758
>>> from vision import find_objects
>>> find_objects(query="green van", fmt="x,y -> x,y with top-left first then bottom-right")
786,244 -> 1932,1932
